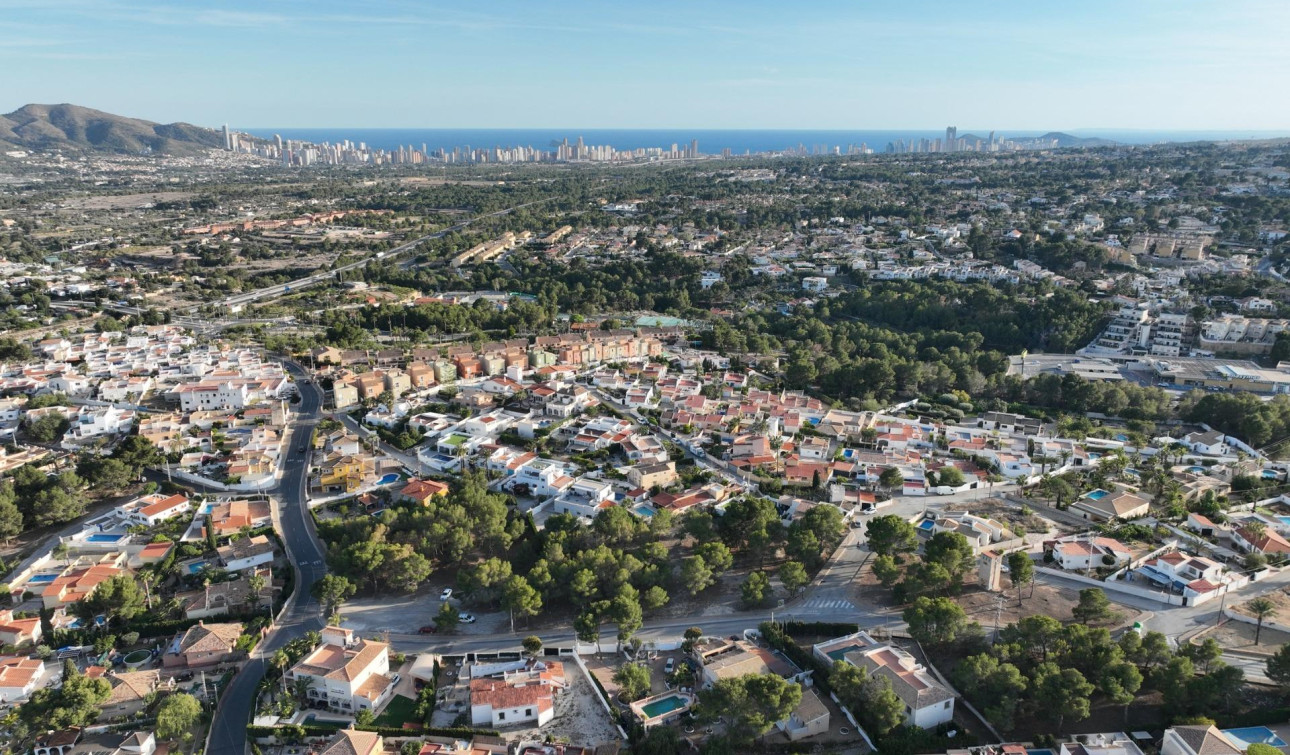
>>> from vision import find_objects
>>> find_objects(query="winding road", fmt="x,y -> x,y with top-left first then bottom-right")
206,363 -> 328,755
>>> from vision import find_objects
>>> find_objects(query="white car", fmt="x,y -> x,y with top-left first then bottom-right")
459,613 -> 476,624
439,588 -> 453,601
664,657 -> 675,674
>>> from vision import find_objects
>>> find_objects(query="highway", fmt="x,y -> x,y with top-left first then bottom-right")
206,362 -> 328,755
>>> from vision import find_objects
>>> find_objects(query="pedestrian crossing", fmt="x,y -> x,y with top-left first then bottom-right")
802,598 -> 856,611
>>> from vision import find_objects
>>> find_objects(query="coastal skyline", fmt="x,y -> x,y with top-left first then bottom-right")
4,0 -> 1289,131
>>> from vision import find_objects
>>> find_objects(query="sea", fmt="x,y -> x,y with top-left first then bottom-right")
241,127 -> 1290,155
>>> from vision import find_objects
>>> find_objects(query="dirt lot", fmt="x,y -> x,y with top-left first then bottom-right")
954,583 -> 1143,631
1208,613 -> 1290,651
1230,585 -> 1290,626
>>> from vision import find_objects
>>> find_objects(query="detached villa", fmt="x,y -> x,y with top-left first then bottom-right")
287,626 -> 393,714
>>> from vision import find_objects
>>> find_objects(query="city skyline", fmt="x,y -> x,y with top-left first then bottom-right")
4,0 -> 1289,131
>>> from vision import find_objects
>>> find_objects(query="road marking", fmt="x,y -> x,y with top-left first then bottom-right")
803,598 -> 857,611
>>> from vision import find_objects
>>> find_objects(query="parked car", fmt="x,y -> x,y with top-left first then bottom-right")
439,588 -> 453,601
664,657 -> 675,674
459,613 -> 476,624
418,625 -> 437,634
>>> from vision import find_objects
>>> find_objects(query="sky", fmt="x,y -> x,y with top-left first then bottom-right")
3,0 -> 1289,131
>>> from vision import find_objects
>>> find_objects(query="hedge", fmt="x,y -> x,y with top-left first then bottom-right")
246,724 -> 499,741
1216,706 -> 1290,728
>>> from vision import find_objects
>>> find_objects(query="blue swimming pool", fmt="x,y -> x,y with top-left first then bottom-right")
1188,465 -> 1206,474
1085,489 -> 1110,500
86,533 -> 124,543
1278,516 -> 1290,528
186,562 -> 209,575
633,505 -> 657,518
1222,727 -> 1287,748
917,519 -> 936,530
378,473 -> 400,485
1263,469 -> 1280,479
27,574 -> 56,584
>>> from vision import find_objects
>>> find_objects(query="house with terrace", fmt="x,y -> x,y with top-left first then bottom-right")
812,631 -> 954,729
287,626 -> 393,714
1071,489 -> 1149,522
1046,535 -> 1133,571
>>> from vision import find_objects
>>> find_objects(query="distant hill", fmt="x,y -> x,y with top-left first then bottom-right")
1030,132 -> 1117,148
0,104 -> 225,155
956,131 -> 1117,149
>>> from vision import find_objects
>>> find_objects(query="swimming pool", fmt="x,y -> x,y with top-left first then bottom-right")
633,505 -> 657,518
1222,727 -> 1287,748
186,562 -> 209,575
377,473 -> 400,485
1188,466 -> 1206,474
917,519 -> 936,530
1263,469 -> 1280,479
1278,516 -> 1290,528
27,574 -> 57,584
1085,489 -> 1110,500
86,533 -> 124,543
640,694 -> 689,718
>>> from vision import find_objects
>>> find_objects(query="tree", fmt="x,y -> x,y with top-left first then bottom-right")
778,561 -> 809,596
1100,660 -> 1143,723
155,693 -> 202,742
0,490 -> 22,543
310,575 -> 356,616
1034,662 -> 1094,733
680,555 -> 715,596
682,626 -> 704,654
433,602 -> 460,632
613,662 -> 651,702
832,661 -> 905,736
1180,638 -> 1224,674
872,554 -> 902,587
1266,643 -> 1290,690
903,596 -> 969,647
204,514 -> 218,552
1071,588 -> 1114,624
1247,597 -> 1276,645
924,531 -> 976,588
501,575 -> 543,632
937,466 -> 966,487
610,589 -> 643,648
522,636 -> 543,659
865,514 -> 918,557
741,571 -> 771,608
696,673 -> 802,746
1007,552 -> 1034,606
20,660 -> 111,731
878,467 -> 904,492
641,585 -> 670,612
26,412 -> 69,443
73,574 -> 144,624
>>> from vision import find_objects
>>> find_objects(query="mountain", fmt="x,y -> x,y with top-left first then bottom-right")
0,104 -> 225,155
956,131 -> 1117,149
1031,132 -> 1118,148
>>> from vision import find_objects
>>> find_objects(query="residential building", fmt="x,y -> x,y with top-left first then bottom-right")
162,621 -> 244,668
1070,490 -> 1149,522
1161,725 -> 1243,755
287,626 -> 393,713
216,535 -> 276,572
469,659 -> 567,728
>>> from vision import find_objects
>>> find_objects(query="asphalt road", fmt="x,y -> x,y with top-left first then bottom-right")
206,363 -> 328,755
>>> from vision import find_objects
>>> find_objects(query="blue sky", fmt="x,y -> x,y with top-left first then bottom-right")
3,0 -> 1288,130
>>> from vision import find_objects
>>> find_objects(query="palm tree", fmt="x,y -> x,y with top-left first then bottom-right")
248,574 -> 268,617
1247,597 -> 1276,645
292,676 -> 315,705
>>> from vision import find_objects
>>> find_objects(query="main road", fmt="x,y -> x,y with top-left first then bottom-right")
206,362 -> 329,755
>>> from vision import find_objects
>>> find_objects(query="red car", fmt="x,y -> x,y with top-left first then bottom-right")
418,625 -> 437,634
